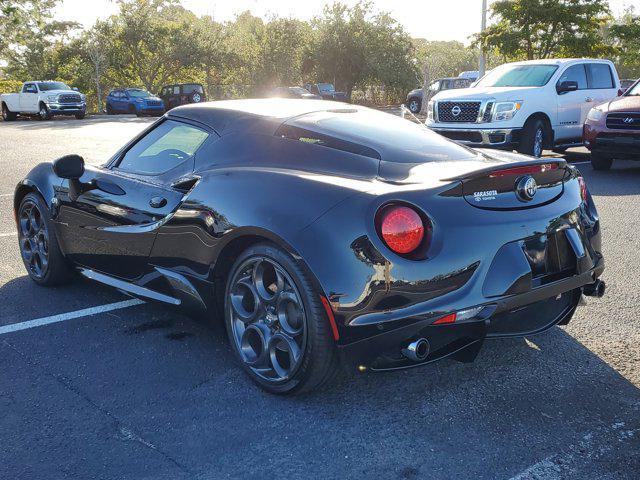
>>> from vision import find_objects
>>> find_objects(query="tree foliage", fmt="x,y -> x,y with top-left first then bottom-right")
475,0 -> 612,60
608,7 -> 640,78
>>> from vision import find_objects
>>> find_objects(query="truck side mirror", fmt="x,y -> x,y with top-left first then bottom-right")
72,87 -> 79,92
556,81 -> 578,94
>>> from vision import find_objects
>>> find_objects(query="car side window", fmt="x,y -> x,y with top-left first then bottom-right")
23,83 -> 37,93
116,120 -> 210,176
587,63 -> 614,89
173,86 -> 180,95
557,65 -> 587,90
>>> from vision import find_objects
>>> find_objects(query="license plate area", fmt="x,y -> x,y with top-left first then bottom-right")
522,231 -> 577,287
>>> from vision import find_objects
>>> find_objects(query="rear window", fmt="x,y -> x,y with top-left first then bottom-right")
281,109 -> 478,164
587,63 -> 614,89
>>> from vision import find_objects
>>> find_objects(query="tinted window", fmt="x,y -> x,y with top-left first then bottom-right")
23,84 -> 37,93
278,124 -> 381,160
557,64 -> 587,89
587,63 -> 614,89
182,84 -> 203,94
173,86 -> 180,95
117,120 -> 209,175
475,64 -> 558,87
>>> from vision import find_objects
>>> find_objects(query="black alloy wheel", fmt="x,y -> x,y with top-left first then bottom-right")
18,193 -> 73,286
224,243 -> 338,394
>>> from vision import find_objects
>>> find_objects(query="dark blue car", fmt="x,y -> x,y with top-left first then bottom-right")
105,88 -> 165,116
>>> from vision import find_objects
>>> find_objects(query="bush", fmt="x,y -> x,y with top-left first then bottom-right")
0,79 -> 24,94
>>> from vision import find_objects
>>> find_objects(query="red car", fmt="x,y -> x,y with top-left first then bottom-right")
583,79 -> 640,170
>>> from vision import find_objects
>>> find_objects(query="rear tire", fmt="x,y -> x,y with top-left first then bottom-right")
17,192 -> 74,286
517,118 -> 548,158
224,243 -> 338,395
591,152 -> 613,171
2,103 -> 17,121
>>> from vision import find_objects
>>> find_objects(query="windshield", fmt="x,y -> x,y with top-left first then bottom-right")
475,65 -> 558,87
37,82 -> 71,91
627,82 -> 640,96
317,83 -> 335,93
128,89 -> 152,98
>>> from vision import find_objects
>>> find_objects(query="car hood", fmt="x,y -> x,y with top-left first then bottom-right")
44,89 -> 81,96
432,86 -> 538,101
597,95 -> 640,113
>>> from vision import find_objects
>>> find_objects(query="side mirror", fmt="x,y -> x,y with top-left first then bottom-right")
52,154 -> 85,179
72,87 -> 79,92
556,81 -> 579,94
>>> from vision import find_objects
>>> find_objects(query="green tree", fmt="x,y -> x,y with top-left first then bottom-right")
609,7 -> 640,79
1,0 -> 78,80
474,0 -> 612,61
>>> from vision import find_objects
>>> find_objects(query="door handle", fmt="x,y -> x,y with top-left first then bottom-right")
585,97 -> 593,102
149,196 -> 167,208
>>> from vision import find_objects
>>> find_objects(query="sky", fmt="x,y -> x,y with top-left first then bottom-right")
56,0 -> 637,44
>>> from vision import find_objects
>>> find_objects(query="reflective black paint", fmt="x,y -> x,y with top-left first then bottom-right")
14,100 -> 604,371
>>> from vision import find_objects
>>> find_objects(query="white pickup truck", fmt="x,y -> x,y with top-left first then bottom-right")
425,58 -> 622,157
1,81 -> 86,121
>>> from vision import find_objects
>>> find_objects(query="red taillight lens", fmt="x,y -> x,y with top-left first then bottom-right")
488,163 -> 558,178
577,176 -> 588,202
378,205 -> 425,254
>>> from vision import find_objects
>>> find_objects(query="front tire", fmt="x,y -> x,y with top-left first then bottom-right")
224,243 -> 338,394
38,103 -> 52,121
591,152 -> 613,171
18,193 -> 74,286
407,97 -> 422,114
518,118 -> 548,157
75,112 -> 85,120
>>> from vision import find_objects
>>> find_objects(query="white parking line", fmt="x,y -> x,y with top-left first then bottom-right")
0,232 -> 17,237
0,299 -> 145,335
0,193 -> 12,198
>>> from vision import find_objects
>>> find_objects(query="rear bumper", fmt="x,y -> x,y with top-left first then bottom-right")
430,126 -> 521,149
339,259 -> 603,372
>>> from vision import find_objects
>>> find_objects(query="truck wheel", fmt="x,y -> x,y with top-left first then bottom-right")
2,103 -> 17,121
517,118 -> 548,158
75,112 -> 85,120
38,103 -> 52,121
591,152 -> 613,171
407,97 -> 421,114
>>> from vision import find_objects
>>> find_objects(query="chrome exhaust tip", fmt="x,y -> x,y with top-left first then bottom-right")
583,279 -> 606,298
402,338 -> 430,362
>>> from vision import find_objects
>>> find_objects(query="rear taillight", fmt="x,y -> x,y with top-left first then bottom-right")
377,204 -> 427,254
488,163 -> 559,178
577,176 -> 588,202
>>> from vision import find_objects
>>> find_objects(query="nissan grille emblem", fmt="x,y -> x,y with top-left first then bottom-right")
451,105 -> 462,116
516,175 -> 537,202
623,117 -> 634,124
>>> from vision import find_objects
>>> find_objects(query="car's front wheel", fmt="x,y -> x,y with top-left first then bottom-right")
224,243 -> 338,394
407,97 -> 422,114
38,103 -> 52,121
18,192 -> 73,286
518,118 -> 548,157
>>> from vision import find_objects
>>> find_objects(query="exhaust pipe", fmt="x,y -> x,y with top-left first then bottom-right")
402,338 -> 430,362
583,279 -> 606,298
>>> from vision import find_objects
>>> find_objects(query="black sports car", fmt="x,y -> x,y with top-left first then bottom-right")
14,99 -> 605,394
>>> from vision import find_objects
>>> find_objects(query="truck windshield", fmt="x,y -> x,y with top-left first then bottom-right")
128,89 -> 152,98
37,82 -> 71,91
475,65 -> 558,88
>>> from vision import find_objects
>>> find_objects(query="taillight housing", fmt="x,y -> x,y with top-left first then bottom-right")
577,176 -> 588,202
376,204 -> 430,255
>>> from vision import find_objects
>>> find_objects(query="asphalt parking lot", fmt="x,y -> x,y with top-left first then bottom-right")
1,115 -> 639,480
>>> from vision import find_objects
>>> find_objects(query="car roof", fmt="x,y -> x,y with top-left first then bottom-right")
168,98 -> 357,135
506,58 -> 614,67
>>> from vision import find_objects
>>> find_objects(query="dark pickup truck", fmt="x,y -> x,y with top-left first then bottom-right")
303,83 -> 349,102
